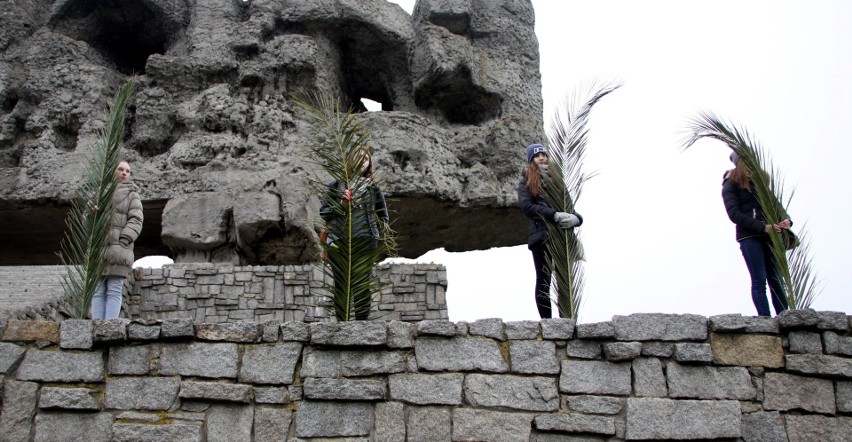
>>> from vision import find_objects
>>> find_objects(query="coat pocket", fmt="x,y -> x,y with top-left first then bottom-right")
107,244 -> 134,267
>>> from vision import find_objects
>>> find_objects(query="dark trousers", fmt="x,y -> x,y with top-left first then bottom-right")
739,238 -> 788,316
530,242 -> 553,319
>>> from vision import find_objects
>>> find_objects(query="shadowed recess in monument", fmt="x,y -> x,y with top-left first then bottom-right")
388,195 -> 526,258
53,112 -> 82,151
245,225 -> 317,265
414,65 -> 502,125
0,200 -> 171,265
1,93 -> 17,114
420,8 -> 471,36
48,0 -> 188,75
135,199 -> 171,260
337,21 -> 410,113
128,115 -> 187,159
264,18 -> 411,113
236,0 -> 252,23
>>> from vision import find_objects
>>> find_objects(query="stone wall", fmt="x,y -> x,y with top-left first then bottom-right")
0,310 -> 850,441
0,266 -> 67,322
0,267 -> 138,324
0,263 -> 448,325
129,263 -> 449,323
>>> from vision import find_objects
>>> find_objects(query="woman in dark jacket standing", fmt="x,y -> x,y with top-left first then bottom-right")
518,144 -> 582,319
92,161 -> 143,320
722,152 -> 790,316
319,148 -> 389,320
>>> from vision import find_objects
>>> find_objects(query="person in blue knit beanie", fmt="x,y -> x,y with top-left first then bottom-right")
517,143 -> 583,318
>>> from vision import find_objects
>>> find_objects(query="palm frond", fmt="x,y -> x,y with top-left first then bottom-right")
542,81 -> 621,320
783,227 -> 821,308
682,112 -> 821,309
293,92 -> 396,321
58,76 -> 137,319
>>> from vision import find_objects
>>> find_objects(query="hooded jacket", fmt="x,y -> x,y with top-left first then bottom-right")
104,181 -> 143,277
721,171 -> 791,242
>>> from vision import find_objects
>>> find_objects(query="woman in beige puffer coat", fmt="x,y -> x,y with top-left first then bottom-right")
92,161 -> 143,319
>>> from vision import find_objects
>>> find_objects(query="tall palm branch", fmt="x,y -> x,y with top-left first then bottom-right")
59,77 -> 137,319
542,82 -> 621,320
683,112 -> 820,308
294,93 -> 396,321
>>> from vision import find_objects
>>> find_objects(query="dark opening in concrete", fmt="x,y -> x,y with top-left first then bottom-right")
0,199 -> 171,265
49,0 -> 187,75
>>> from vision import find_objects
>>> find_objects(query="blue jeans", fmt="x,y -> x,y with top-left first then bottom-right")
739,238 -> 788,316
91,276 -> 125,320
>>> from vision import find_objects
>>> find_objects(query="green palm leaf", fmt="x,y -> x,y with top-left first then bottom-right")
58,77 -> 137,319
542,81 -> 621,320
683,112 -> 821,309
294,92 -> 396,321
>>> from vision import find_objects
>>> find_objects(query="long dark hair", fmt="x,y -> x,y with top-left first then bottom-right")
524,161 -> 544,198
728,160 -> 750,190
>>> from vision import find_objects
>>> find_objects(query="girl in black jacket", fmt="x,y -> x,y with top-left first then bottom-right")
722,152 -> 790,316
319,148 -> 389,320
517,144 -> 582,318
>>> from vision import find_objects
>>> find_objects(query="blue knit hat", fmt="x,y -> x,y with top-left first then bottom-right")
526,144 -> 547,163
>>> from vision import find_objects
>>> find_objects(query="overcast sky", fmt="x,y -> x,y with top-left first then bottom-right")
383,0 -> 852,323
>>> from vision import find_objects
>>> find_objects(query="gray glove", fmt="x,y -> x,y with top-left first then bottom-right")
553,212 -> 580,229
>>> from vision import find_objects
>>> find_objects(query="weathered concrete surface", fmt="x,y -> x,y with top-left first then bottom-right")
0,0 -> 544,265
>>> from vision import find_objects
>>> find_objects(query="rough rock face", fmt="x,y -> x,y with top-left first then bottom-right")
0,0 -> 544,264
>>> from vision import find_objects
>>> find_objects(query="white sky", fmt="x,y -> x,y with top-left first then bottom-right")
382,0 -> 852,323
